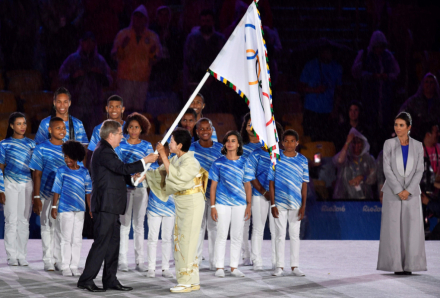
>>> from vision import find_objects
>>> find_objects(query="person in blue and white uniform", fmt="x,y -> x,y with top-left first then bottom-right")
239,112 -> 261,266
88,95 -> 128,152
29,117 -> 69,271
189,93 -> 218,142
0,112 -> 36,266
51,141 -> 92,277
210,130 -> 254,278
35,87 -> 89,146
270,130 -> 309,277
190,118 -> 223,270
118,113 -> 154,272
146,142 -> 175,279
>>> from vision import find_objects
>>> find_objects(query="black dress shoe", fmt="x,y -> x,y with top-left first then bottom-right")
394,272 -> 405,275
77,284 -> 106,292
106,283 -> 133,291
404,271 -> 412,275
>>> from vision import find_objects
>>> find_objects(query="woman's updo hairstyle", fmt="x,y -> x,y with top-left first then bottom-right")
395,111 -> 412,134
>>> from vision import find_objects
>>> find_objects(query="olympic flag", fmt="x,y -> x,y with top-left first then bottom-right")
208,1 -> 280,167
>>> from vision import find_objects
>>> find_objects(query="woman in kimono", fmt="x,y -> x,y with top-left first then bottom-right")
146,128 -> 208,293
377,112 -> 427,275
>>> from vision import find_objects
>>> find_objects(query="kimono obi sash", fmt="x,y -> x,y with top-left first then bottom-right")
174,168 -> 209,197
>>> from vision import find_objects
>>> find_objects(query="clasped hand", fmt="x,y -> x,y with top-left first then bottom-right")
398,190 -> 410,200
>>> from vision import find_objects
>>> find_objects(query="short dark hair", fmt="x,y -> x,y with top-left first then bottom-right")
123,112 -> 151,136
100,119 -> 122,139
196,117 -> 213,129
53,87 -> 71,102
107,94 -> 123,106
196,93 -> 205,103
200,9 -> 215,18
395,112 -> 412,127
421,121 -> 438,138
184,108 -> 197,120
221,130 -> 244,156
49,117 -> 64,126
240,112 -> 252,145
6,112 -> 26,139
172,128 -> 192,152
62,140 -> 86,162
283,129 -> 299,141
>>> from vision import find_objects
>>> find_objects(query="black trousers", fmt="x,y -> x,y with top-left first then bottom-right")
78,212 -> 120,288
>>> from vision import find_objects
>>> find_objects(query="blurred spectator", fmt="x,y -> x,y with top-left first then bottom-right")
59,32 -> 113,136
180,0 -> 216,37
35,0 -> 84,74
334,101 -> 372,152
83,0 -> 123,68
421,122 -> 440,193
376,150 -> 384,202
222,0 -> 247,39
112,5 -> 162,113
219,0 -> 273,32
352,30 -> 400,134
299,46 -> 342,141
0,0 -> 40,70
184,9 -> 225,111
422,193 -> 440,240
333,128 -> 377,200
150,6 -> 183,92
399,73 -> 440,138
184,10 -> 225,90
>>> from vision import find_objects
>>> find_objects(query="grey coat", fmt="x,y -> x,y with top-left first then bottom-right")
377,137 -> 427,272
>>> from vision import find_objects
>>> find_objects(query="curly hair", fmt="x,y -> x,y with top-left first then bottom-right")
62,140 -> 86,162
221,130 -> 244,156
123,112 -> 151,136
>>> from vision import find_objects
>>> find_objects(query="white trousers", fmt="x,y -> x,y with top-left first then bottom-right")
214,204 -> 246,268
196,200 -> 217,266
251,195 -> 276,266
241,214 -> 251,259
119,188 -> 148,264
147,215 -> 174,270
40,196 -> 61,265
58,211 -> 84,270
4,179 -> 32,260
274,208 -> 301,268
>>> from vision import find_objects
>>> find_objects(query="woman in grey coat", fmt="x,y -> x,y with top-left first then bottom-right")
377,112 -> 427,275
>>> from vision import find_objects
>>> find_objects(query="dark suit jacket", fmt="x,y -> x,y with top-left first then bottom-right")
90,139 -> 144,214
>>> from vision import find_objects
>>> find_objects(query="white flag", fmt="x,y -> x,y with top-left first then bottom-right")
209,1 -> 279,167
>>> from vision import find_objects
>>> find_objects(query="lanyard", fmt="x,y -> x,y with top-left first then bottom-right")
423,144 -> 439,170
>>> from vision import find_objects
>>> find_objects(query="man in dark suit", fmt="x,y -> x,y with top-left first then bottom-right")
77,120 -> 157,292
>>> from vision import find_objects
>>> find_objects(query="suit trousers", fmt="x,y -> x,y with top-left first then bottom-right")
78,212 -> 120,288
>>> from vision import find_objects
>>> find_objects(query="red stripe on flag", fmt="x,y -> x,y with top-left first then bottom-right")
262,92 -> 269,99
266,119 -> 272,126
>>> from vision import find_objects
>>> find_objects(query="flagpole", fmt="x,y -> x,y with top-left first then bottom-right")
134,72 -> 211,186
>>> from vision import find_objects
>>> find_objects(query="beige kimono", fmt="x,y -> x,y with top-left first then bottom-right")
146,151 -> 208,285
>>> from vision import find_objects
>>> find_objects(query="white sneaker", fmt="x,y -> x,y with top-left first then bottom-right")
62,269 -> 72,276
17,259 -> 29,266
44,262 -> 55,271
54,263 -> 62,271
146,270 -> 156,278
272,267 -> 284,276
231,269 -> 245,277
215,269 -> 225,278
7,259 -> 18,266
291,268 -> 305,276
118,263 -> 129,272
243,258 -> 252,266
71,268 -> 81,276
162,270 -> 173,278
253,264 -> 263,271
136,263 -> 148,272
